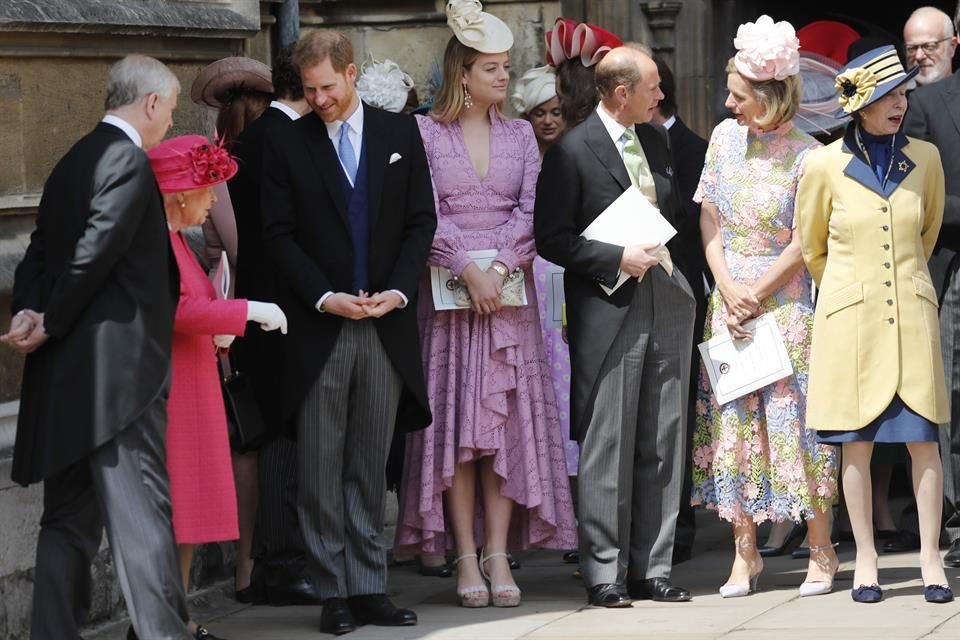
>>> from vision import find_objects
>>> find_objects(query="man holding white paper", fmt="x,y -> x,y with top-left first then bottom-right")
534,46 -> 696,607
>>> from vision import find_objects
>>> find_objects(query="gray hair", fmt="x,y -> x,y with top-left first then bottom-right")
104,55 -> 180,111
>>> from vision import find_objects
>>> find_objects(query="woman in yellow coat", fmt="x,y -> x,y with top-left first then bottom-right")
796,45 -> 952,604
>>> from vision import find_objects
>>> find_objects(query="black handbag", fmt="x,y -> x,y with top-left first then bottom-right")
219,352 -> 266,452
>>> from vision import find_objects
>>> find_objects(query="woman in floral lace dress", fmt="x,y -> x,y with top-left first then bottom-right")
690,16 -> 838,599
394,1 -> 576,609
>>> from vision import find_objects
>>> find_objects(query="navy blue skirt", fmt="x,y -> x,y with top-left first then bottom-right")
816,396 -> 938,445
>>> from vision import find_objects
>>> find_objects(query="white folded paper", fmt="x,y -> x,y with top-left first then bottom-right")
580,185 -> 677,295
213,250 -> 230,300
540,260 -> 565,329
697,313 -> 795,405
430,249 -> 529,311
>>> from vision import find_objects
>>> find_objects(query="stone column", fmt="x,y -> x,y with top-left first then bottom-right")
640,1 -> 682,68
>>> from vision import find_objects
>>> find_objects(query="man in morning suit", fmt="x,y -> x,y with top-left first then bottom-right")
260,29 -> 437,635
904,53 -> 960,569
226,44 -> 321,605
650,53 -> 709,565
535,46 -> 696,607
1,55 -> 191,639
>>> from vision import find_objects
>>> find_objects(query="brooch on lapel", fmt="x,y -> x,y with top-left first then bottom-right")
665,165 -> 674,177
389,152 -> 403,164
898,160 -> 908,172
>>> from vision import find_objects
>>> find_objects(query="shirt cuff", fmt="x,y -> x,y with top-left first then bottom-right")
388,289 -> 408,308
315,291 -> 334,313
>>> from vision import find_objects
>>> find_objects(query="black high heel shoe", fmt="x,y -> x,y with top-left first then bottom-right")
758,521 -> 807,557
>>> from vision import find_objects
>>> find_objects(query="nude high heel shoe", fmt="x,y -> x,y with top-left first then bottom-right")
480,549 -> 522,607
719,538 -> 763,598
454,553 -> 490,608
799,543 -> 839,597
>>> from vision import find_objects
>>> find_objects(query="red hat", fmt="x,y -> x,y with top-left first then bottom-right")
147,135 -> 238,194
797,20 -> 860,66
546,17 -> 622,68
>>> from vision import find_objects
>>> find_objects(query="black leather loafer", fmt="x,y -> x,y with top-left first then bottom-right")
348,594 -> 417,626
586,583 -> 632,608
628,577 -> 692,602
319,598 -> 356,635
881,530 -> 921,553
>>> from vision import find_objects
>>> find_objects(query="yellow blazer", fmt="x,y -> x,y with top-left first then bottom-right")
796,133 -> 947,430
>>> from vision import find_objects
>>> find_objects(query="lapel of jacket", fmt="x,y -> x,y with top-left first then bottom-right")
841,126 -> 916,198
362,103 -> 388,229
941,73 -> 960,140
584,111 -> 631,192
301,113 -> 349,225
636,123 -> 671,215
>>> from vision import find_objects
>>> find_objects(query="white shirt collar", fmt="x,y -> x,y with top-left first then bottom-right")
662,115 -> 676,130
270,100 -> 303,121
101,114 -> 142,148
596,102 -> 628,146
323,99 -> 364,142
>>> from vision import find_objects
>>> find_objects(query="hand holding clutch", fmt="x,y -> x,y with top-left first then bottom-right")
247,301 -> 288,334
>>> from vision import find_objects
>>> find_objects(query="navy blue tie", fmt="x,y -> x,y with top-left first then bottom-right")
337,122 -> 357,184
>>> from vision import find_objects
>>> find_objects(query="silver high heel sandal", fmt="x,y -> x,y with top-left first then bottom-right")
798,543 -> 839,597
719,538 -> 763,598
454,553 -> 490,608
480,549 -> 522,607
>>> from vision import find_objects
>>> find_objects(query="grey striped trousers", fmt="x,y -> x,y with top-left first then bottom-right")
297,319 -> 403,598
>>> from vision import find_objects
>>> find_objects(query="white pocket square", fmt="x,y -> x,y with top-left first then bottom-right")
389,152 -> 403,164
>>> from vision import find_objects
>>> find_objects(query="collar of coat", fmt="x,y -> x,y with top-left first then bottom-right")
840,123 -> 915,198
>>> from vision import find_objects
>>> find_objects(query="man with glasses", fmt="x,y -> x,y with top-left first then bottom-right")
904,6 -> 957,86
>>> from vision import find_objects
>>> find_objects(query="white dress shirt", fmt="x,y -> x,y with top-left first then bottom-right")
101,114 -> 142,148
269,100 -> 304,121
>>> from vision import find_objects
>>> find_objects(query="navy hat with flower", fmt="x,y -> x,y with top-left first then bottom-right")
834,45 -> 918,114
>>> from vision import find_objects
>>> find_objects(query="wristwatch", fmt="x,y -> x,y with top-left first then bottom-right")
490,261 -> 509,279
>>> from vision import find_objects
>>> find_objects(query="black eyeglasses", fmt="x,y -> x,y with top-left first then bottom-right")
905,37 -> 953,54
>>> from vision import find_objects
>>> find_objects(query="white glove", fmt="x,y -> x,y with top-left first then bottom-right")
213,334 -> 235,349
247,301 -> 288,334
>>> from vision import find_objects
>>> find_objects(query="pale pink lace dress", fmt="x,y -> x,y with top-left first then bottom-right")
394,111 -> 577,554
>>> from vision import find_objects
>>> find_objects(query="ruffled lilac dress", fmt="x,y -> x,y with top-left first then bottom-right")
394,111 -> 577,554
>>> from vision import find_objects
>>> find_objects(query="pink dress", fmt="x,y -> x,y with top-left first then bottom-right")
394,112 -> 577,554
167,231 -> 248,544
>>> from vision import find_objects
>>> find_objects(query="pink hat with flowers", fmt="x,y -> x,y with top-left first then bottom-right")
733,15 -> 800,82
147,135 -> 238,194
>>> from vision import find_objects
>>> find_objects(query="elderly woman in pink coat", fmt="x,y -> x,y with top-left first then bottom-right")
146,135 -> 287,640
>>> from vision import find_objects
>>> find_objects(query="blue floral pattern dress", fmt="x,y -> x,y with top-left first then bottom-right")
690,118 -> 838,523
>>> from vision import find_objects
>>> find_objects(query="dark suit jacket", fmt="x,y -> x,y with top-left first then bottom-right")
904,72 -> 960,298
227,106 -> 293,432
11,122 -> 178,485
667,116 -> 710,298
260,103 -> 436,433
534,111 -> 683,440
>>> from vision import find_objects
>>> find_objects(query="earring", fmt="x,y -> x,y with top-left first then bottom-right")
463,84 -> 474,110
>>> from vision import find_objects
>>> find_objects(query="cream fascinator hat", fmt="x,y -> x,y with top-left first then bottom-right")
733,15 -> 800,82
446,0 -> 514,53
511,65 -> 557,114
356,57 -> 414,113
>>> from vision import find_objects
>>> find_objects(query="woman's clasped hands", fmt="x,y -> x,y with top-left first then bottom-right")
719,279 -> 760,341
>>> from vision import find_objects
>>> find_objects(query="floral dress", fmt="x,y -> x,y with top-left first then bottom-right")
690,118 -> 838,523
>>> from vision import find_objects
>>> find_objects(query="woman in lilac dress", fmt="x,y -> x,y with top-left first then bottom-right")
395,0 -> 576,608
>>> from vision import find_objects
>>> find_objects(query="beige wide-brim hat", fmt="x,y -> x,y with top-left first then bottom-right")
191,57 -> 273,109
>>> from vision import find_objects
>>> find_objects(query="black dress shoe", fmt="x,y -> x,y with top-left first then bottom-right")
586,583 -> 632,608
562,550 -> 580,564
882,529 -> 921,553
758,522 -> 806,557
348,594 -> 417,626
627,577 -> 692,602
791,546 -> 810,559
194,626 -> 227,639
319,598 -> 356,636
943,539 -> 960,568
266,576 -> 324,606
924,584 -> 954,603
417,559 -> 452,577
